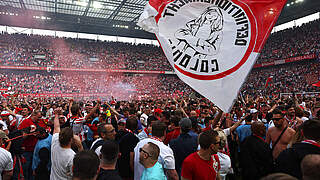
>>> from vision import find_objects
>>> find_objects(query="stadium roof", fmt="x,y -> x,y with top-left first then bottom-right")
0,0 -> 319,39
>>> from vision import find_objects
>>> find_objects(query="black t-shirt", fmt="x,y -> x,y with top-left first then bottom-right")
240,135 -> 273,179
117,131 -> 139,178
97,169 -> 122,180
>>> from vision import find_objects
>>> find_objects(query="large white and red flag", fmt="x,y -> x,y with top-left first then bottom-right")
138,0 -> 287,112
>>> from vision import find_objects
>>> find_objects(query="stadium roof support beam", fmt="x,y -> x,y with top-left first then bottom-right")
132,14 -> 140,22
55,0 -> 57,14
107,0 -> 128,21
19,0 -> 26,10
83,0 -> 93,16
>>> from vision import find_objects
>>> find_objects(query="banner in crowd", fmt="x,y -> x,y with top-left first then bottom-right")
138,0 -> 287,112
254,54 -> 316,68
0,93 -> 120,98
0,66 -> 166,74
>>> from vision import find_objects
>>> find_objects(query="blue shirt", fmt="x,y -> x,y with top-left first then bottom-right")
236,124 -> 268,143
188,130 -> 199,138
141,162 -> 167,180
32,134 -> 52,171
236,125 -> 252,143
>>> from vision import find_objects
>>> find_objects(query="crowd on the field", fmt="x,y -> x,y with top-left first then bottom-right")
0,94 -> 319,180
0,71 -> 193,99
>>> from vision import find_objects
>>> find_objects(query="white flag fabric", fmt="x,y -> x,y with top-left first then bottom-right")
138,0 -> 287,112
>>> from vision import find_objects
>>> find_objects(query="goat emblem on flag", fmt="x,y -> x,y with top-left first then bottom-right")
138,0 -> 286,112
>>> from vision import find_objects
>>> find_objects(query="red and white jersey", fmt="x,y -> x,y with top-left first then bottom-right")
67,113 -> 86,141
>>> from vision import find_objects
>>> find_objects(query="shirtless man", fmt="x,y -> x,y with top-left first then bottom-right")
266,109 -> 295,159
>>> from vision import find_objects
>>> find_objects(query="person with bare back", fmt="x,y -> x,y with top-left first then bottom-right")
266,109 -> 295,159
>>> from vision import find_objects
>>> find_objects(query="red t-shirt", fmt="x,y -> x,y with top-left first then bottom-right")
18,118 -> 48,152
181,152 -> 220,180
164,127 -> 180,145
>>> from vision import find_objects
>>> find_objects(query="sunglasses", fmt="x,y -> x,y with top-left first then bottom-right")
213,141 -> 223,146
272,118 -> 282,121
139,148 -> 151,157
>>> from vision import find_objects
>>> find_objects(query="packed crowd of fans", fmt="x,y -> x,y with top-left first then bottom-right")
0,19 -> 320,71
0,59 -> 319,100
259,19 -> 320,63
242,60 -> 320,96
0,33 -> 172,71
0,93 -> 319,180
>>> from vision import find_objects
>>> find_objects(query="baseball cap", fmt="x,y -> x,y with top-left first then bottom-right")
0,130 -> 8,140
179,118 -> 192,130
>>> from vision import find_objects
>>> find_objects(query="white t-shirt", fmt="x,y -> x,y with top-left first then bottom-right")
217,152 -> 232,180
134,138 -> 175,180
0,120 -> 8,131
0,147 -> 13,180
50,133 -> 75,180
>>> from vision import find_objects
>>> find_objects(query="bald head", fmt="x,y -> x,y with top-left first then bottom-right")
251,122 -> 266,137
301,154 -> 320,180
105,124 -> 116,140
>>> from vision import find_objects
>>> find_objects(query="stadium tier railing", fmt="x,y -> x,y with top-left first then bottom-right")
0,54 -> 317,74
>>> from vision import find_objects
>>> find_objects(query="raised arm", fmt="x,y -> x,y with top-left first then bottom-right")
229,117 -> 245,132
53,108 -> 62,134
85,100 -> 101,121
9,95 -> 17,110
24,97 -> 32,110
213,108 -> 223,127
68,99 -> 73,116
2,102 -> 17,116
105,101 -> 120,116
268,99 -> 279,113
